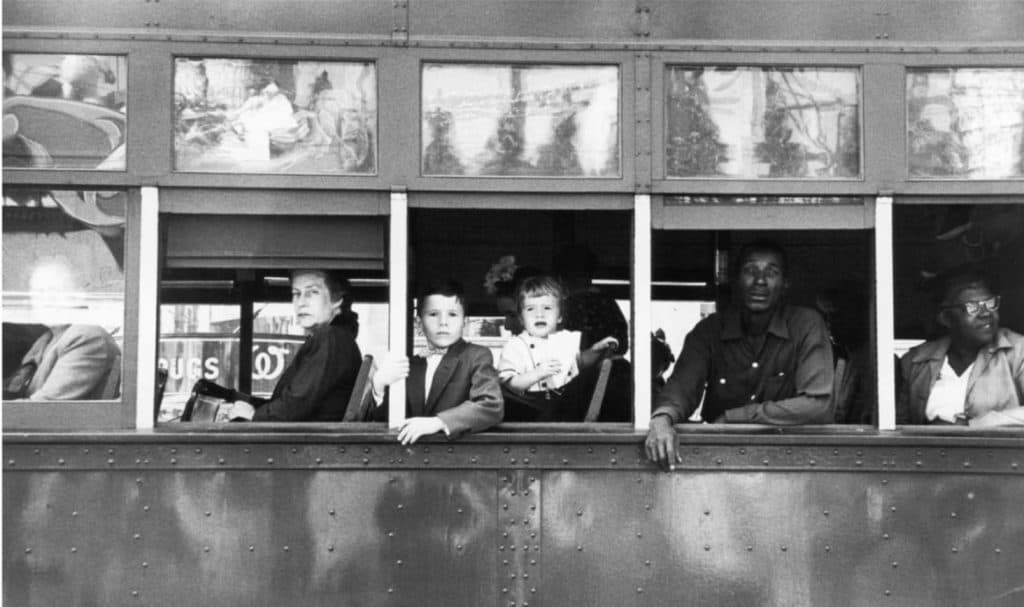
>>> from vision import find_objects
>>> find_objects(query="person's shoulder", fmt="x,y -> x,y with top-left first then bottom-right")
782,304 -> 826,324
903,336 -> 947,363
997,328 -> 1024,355
62,324 -> 117,347
459,340 -> 494,361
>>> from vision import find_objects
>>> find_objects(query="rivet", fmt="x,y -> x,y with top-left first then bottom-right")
142,561 -> 149,568
339,447 -> 346,453
132,590 -> 139,597
883,533 -> 890,540
135,477 -> 143,484
785,448 -> 792,455
644,559 -> 651,566
424,458 -> 430,464
781,545 -> 787,552
832,449 -> 839,456
133,533 -> 141,540
388,531 -> 395,537
471,457 -> 479,464
715,458 -> 723,465
328,545 -> 335,552
510,574 -> 517,579
523,458 -> 530,464
510,458 -> 517,464
692,447 -> 699,454
891,561 -> 898,568
58,458 -> 67,465
503,504 -> 509,510
576,509 -> 583,516
108,449 -> 115,455
24,548 -> 31,553
825,545 -> 831,552
143,505 -> 150,512
995,547 -> 1002,554
204,511 -> 211,517
387,588 -> 393,593
170,458 -> 177,465
704,544 -> 711,551
530,559 -> 536,565
7,460 -> 14,466
169,448 -> 177,455
203,546 -> 210,552
249,545 -> 255,551
577,545 -> 583,551
447,447 -> 454,454
363,448 -> 371,454
531,447 -> 538,454
70,547 -> 78,553
291,448 -> 297,454
1012,462 -> 1019,469
218,458 -> 225,465
499,545 -> 505,551
72,511 -> 79,517
739,448 -> 747,455
503,448 -> 510,454
746,545 -> 753,551
645,504 -> 651,510
195,448 -> 202,454
963,461 -> 971,468
890,506 -> 897,512
267,458 -> 274,464
396,559 -> 403,565
762,459 -> 770,465
510,545 -> 517,551
502,588 -> 509,594
363,458 -> 370,464
952,547 -> 958,553
456,544 -> 463,550
34,449 -> 41,455
562,458 -> 569,465
823,510 -> 829,516
330,509 -> 336,515
588,448 -> 594,454
531,587 -> 537,593
951,512 -> 957,518
523,518 -> 530,525
422,447 -> 430,454
856,450 -> 863,456
884,590 -> 891,596
637,587 -> 644,594
809,460 -> 816,466
316,458 -> 323,464
135,459 -> 141,465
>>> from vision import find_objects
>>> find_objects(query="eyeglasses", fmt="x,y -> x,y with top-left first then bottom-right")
943,295 -> 1000,316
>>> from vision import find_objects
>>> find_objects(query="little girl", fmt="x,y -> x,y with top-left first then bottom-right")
498,275 -> 617,419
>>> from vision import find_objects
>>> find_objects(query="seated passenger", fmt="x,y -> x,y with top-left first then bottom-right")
368,280 -> 503,443
3,258 -> 121,400
226,269 -> 362,421
897,267 -> 1024,427
646,240 -> 834,469
498,275 -> 618,421
555,244 -> 630,356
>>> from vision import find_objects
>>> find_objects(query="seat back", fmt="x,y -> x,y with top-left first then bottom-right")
343,355 -> 375,422
583,358 -> 614,422
830,358 -> 849,422
100,353 -> 122,399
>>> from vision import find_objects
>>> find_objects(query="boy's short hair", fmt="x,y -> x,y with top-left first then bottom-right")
515,275 -> 565,312
290,269 -> 350,303
418,279 -> 467,316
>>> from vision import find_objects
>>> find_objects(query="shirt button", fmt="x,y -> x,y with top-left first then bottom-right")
751,362 -> 759,368
750,394 -> 757,401
719,378 -> 727,384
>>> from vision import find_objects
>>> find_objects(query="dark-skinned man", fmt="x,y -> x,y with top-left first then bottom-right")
645,240 -> 834,470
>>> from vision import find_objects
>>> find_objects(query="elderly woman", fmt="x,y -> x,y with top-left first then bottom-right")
897,267 -> 1024,427
227,269 -> 362,421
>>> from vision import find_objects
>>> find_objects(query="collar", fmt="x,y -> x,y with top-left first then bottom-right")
911,328 -> 1017,363
418,338 -> 464,358
720,306 -> 790,341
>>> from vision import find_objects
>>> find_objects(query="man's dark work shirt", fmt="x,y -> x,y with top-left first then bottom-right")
652,304 -> 834,424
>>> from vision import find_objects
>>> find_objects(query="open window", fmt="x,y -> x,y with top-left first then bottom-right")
156,209 -> 388,424
408,205 -> 634,423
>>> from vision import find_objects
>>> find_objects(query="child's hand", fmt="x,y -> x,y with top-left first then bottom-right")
590,336 -> 619,354
535,359 -> 562,378
372,353 -> 410,393
397,416 -> 446,445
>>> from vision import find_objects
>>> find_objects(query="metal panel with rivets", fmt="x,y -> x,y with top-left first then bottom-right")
4,432 -> 1024,606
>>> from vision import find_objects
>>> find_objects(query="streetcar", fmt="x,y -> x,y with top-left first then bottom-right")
4,1 -> 1024,605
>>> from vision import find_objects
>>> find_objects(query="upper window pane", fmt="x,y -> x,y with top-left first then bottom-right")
421,63 -> 620,177
3,189 -> 125,401
174,58 -> 377,174
665,66 -> 861,179
3,53 -> 127,170
907,68 -> 1024,179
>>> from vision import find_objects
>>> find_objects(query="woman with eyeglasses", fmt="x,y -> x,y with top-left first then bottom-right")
897,266 -> 1024,426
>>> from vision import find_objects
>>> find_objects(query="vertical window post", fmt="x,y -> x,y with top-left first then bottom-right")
874,195 -> 896,430
136,187 -> 160,430
633,194 -> 653,430
388,189 -> 409,429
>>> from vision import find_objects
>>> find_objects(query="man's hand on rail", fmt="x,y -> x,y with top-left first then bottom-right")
645,414 -> 681,471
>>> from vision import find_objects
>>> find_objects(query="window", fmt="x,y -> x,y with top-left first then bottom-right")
665,66 -> 861,178
173,58 -> 377,174
3,188 -> 126,402
3,53 -> 127,170
907,68 -> 1024,179
421,63 -> 620,177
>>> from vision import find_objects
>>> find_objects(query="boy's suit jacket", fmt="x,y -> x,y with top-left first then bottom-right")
373,339 -> 504,438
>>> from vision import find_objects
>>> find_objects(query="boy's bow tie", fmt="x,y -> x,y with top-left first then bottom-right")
423,346 -> 448,357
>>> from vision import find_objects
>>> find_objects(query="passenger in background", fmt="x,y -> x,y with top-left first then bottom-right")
646,240 -> 834,470
651,331 -> 675,399
368,280 -> 504,443
816,282 -> 871,424
498,275 -> 618,421
225,269 -> 361,421
554,244 -> 630,356
897,267 -> 1024,427
3,258 -> 121,401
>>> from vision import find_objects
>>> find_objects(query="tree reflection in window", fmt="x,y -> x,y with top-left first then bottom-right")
421,64 -> 619,177
666,66 -> 860,179
907,68 -> 1024,179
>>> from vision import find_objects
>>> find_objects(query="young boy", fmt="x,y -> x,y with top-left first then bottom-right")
368,280 -> 504,444
498,275 -> 618,421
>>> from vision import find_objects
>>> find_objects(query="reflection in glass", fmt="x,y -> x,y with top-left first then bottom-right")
666,66 -> 860,178
3,53 -> 127,169
907,68 -> 1024,178
3,190 -> 125,401
174,58 -> 377,174
421,63 -> 619,177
